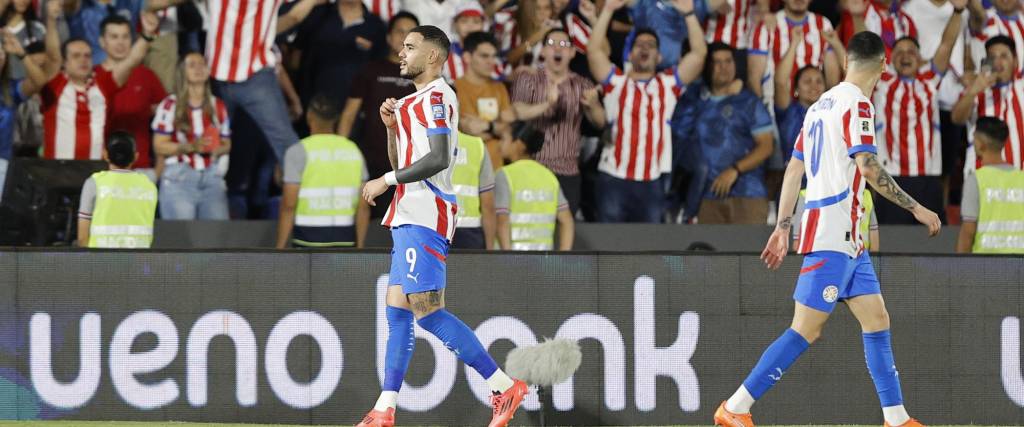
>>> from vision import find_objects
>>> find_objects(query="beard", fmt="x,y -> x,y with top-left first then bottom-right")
400,62 -> 424,79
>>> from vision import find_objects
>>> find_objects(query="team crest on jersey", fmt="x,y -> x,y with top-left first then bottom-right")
822,285 -> 839,303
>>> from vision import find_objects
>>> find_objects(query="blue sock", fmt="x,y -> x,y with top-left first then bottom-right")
863,329 -> 904,407
383,306 -> 415,392
416,309 -> 498,378
742,328 -> 810,399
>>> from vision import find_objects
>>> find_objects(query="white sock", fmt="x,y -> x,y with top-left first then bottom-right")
486,368 -> 515,393
373,391 -> 398,411
725,385 -> 755,414
882,405 -> 910,426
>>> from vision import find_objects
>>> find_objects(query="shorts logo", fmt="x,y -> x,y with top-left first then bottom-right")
432,104 -> 445,120
822,285 -> 839,303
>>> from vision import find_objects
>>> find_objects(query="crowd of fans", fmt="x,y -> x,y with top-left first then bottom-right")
1,0 -> 1022,231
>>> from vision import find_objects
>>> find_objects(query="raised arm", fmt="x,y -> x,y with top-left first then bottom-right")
586,0 -> 624,82
675,0 -> 707,84
111,12 -> 158,87
968,0 -> 987,34
855,152 -> 940,235
933,0 -> 967,75
338,98 -> 362,137
774,26 -> 801,110
20,0 -> 63,97
952,71 -> 995,124
277,0 -> 326,35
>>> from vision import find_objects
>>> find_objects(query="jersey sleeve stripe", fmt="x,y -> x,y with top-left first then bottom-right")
848,144 -> 878,157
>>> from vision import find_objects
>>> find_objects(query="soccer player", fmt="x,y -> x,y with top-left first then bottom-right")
359,25 -> 528,427
714,31 -> 942,427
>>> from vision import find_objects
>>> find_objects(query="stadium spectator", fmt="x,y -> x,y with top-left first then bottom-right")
794,189 -> 880,251
748,0 -> 841,104
587,0 -> 705,223
498,0 -> 556,68
151,52 -> 231,220
402,0 -> 479,40
442,2 -> 489,83
455,32 -> 515,170
628,0 -> 723,70
774,27 -> 829,161
33,10 -> 156,160
65,0 -> 146,65
952,35 -> 1024,172
496,122 -> 573,251
967,0 -> 1024,72
205,0 -> 323,162
903,0 -> 969,204
870,4 -> 963,224
292,0 -> 387,113
512,28 -> 605,215
76,131 -> 157,248
3,0 -> 46,79
451,131 -> 497,249
958,116 -> 1024,253
99,14 -> 168,180
277,94 -> 370,249
676,43 -> 774,224
0,24 -> 43,202
837,0 -> 918,52
339,11 -> 418,218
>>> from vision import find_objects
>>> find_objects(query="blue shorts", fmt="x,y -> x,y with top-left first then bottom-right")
793,251 -> 881,313
388,225 -> 449,294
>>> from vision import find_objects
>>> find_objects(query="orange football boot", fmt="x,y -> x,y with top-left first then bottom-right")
713,401 -> 756,427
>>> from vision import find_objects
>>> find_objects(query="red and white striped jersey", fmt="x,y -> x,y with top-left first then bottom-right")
493,9 -> 518,54
872,68 -> 943,177
40,71 -> 117,160
970,9 -> 1024,72
598,66 -> 684,181
363,0 -> 399,21
750,11 -> 834,104
792,82 -> 878,257
382,78 -> 461,241
705,0 -> 753,49
963,77 -> 1024,173
839,1 -> 917,49
565,12 -> 591,54
151,95 -> 232,170
206,0 -> 287,83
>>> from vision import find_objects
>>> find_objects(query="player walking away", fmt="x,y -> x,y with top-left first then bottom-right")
714,31 -> 941,427
359,25 -> 529,427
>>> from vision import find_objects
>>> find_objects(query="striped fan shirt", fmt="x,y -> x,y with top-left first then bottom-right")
963,77 -> 1024,173
363,0 -> 399,21
40,71 -> 117,160
206,0 -> 287,83
151,95 -> 232,170
750,11 -> 834,105
971,9 -> 1024,72
598,66 -> 684,181
873,67 -> 943,177
705,0 -> 753,49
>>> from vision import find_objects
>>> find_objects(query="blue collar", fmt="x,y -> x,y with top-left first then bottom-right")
785,15 -> 808,26
996,80 -> 1013,89
998,12 -> 1020,21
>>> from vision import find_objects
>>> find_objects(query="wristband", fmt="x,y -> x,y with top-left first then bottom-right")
680,10 -> 695,18
141,33 -> 155,42
953,7 -> 965,14
732,164 -> 742,174
383,171 -> 398,186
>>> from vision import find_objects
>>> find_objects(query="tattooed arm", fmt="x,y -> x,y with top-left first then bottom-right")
761,156 -> 805,270
856,152 -> 941,236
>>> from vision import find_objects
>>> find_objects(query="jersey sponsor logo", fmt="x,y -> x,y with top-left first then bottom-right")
857,101 -> 872,118
432,104 -> 445,120
430,92 -> 443,105
822,285 -> 839,303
